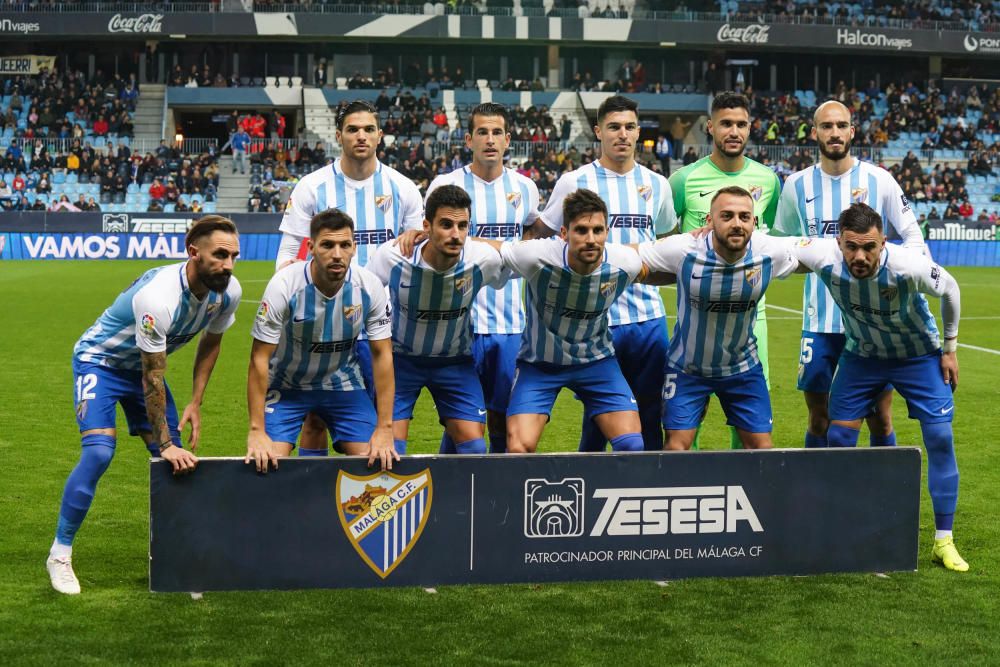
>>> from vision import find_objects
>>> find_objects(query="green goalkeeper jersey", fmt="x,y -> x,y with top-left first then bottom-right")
668,155 -> 781,232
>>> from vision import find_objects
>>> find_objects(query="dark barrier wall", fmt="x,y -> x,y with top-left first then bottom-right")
150,449 -> 920,592
1,214 -> 997,264
1,11 -> 999,57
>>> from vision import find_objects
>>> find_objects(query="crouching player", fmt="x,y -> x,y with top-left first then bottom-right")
245,209 -> 398,473
792,202 -> 968,571
368,185 -> 507,455
50,216 -> 242,594
480,188 -> 647,453
637,186 -> 799,450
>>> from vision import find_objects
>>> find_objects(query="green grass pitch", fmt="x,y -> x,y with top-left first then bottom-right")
1,260 -> 998,665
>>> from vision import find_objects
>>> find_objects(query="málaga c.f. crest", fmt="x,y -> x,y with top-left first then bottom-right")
335,469 -> 432,579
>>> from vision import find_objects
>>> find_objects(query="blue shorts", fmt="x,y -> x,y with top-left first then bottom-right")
797,332 -> 847,393
393,354 -> 486,423
662,364 -> 772,433
265,387 -> 376,447
72,359 -> 181,444
830,351 -> 954,424
508,357 -> 638,418
582,318 -> 668,414
472,333 -> 520,413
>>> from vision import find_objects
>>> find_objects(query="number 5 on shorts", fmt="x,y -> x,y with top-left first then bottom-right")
800,337 -> 814,365
662,373 -> 678,401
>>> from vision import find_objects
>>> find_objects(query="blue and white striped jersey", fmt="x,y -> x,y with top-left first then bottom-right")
774,159 -> 925,334
540,161 -> 677,327
74,262 -> 241,371
251,261 -> 391,391
792,239 -> 951,360
280,158 -> 424,267
639,232 -> 799,377
426,166 -> 539,335
367,239 -> 506,358
500,238 -> 643,366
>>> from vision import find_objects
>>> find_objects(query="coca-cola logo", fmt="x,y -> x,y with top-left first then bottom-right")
716,23 -> 770,44
107,13 -> 163,33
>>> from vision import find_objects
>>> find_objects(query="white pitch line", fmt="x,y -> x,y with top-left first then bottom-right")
959,342 -> 1000,356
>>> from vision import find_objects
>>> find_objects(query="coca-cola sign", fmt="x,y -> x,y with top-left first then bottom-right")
716,23 -> 770,44
107,13 -> 163,33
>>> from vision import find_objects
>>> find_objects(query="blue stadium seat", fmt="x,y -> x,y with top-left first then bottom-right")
202,202 -> 217,213
164,203 -> 176,212
127,182 -> 139,194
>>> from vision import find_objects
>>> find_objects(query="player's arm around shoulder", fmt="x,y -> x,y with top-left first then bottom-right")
368,239 -> 402,286
635,232 -> 692,277
536,170 -> 575,235
755,231 -> 802,278
786,236 -> 834,274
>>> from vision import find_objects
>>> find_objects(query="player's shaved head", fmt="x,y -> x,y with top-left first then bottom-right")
813,100 -> 851,126
710,185 -> 753,208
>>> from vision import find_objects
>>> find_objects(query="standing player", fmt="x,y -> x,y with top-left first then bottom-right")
792,203 -> 967,571
245,209 -> 397,472
49,216 -> 242,595
421,103 -> 543,454
638,187 -> 799,450
669,91 -> 781,449
491,189 -> 647,453
276,100 -> 423,455
774,100 -> 927,449
540,95 -> 676,452
368,186 -> 507,455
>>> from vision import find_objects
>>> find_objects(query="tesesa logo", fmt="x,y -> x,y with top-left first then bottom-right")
524,478 -> 763,538
525,478 -> 585,538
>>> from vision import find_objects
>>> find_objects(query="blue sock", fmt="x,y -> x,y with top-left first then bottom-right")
610,433 -> 644,452
439,433 -> 456,454
488,432 -> 507,454
393,439 -> 407,455
804,431 -> 828,448
921,421 -> 959,517
298,447 -> 328,457
870,431 -> 897,447
55,434 -> 116,547
934,512 -> 955,531
455,437 -> 487,454
826,423 -> 860,448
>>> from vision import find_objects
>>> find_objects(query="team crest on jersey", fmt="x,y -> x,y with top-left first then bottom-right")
139,312 -> 156,335
455,276 -> 473,296
851,187 -> 869,204
506,191 -> 522,209
336,469 -> 433,579
637,185 -> 652,202
748,185 -> 763,201
255,302 -> 269,324
880,287 -> 898,301
374,194 -> 393,213
206,302 -> 220,316
745,267 -> 762,287
600,280 -> 616,297
343,304 -> 363,324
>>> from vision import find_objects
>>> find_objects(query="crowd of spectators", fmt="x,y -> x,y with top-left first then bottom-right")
1,69 -> 138,143
0,135 -> 220,212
